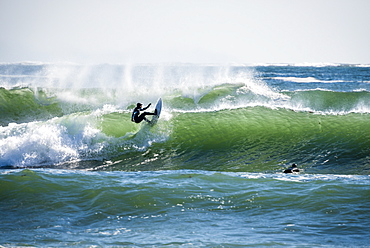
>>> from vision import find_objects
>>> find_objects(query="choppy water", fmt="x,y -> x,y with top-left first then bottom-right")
1,63 -> 369,247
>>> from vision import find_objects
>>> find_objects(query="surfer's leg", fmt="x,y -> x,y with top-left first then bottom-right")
143,117 -> 150,123
135,114 -> 146,123
137,113 -> 154,123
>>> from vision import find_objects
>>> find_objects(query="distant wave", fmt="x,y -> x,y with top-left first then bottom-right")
250,62 -> 370,67
271,76 -> 346,83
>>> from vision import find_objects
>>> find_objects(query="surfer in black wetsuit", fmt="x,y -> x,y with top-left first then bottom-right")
131,103 -> 157,123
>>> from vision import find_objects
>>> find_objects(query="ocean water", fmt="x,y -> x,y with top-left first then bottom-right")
1,63 -> 369,247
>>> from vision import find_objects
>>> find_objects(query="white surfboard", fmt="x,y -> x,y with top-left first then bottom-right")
150,98 -> 162,125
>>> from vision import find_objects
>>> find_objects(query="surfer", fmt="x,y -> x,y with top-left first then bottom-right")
283,164 -> 300,173
131,103 -> 157,123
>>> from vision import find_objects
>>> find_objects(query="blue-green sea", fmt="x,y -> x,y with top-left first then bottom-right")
1,63 -> 370,247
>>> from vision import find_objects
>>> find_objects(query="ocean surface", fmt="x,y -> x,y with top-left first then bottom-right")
1,63 -> 369,247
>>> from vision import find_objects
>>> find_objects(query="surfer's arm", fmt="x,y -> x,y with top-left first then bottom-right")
142,103 -> 151,111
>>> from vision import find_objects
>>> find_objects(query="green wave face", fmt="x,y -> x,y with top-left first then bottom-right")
1,84 -> 370,174
93,106 -> 370,174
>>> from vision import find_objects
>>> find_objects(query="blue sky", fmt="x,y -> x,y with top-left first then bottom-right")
1,0 -> 369,64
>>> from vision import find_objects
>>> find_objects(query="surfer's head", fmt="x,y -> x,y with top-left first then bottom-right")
137,103 -> 142,108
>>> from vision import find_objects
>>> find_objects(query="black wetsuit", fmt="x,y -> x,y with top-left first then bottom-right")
131,105 -> 155,123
